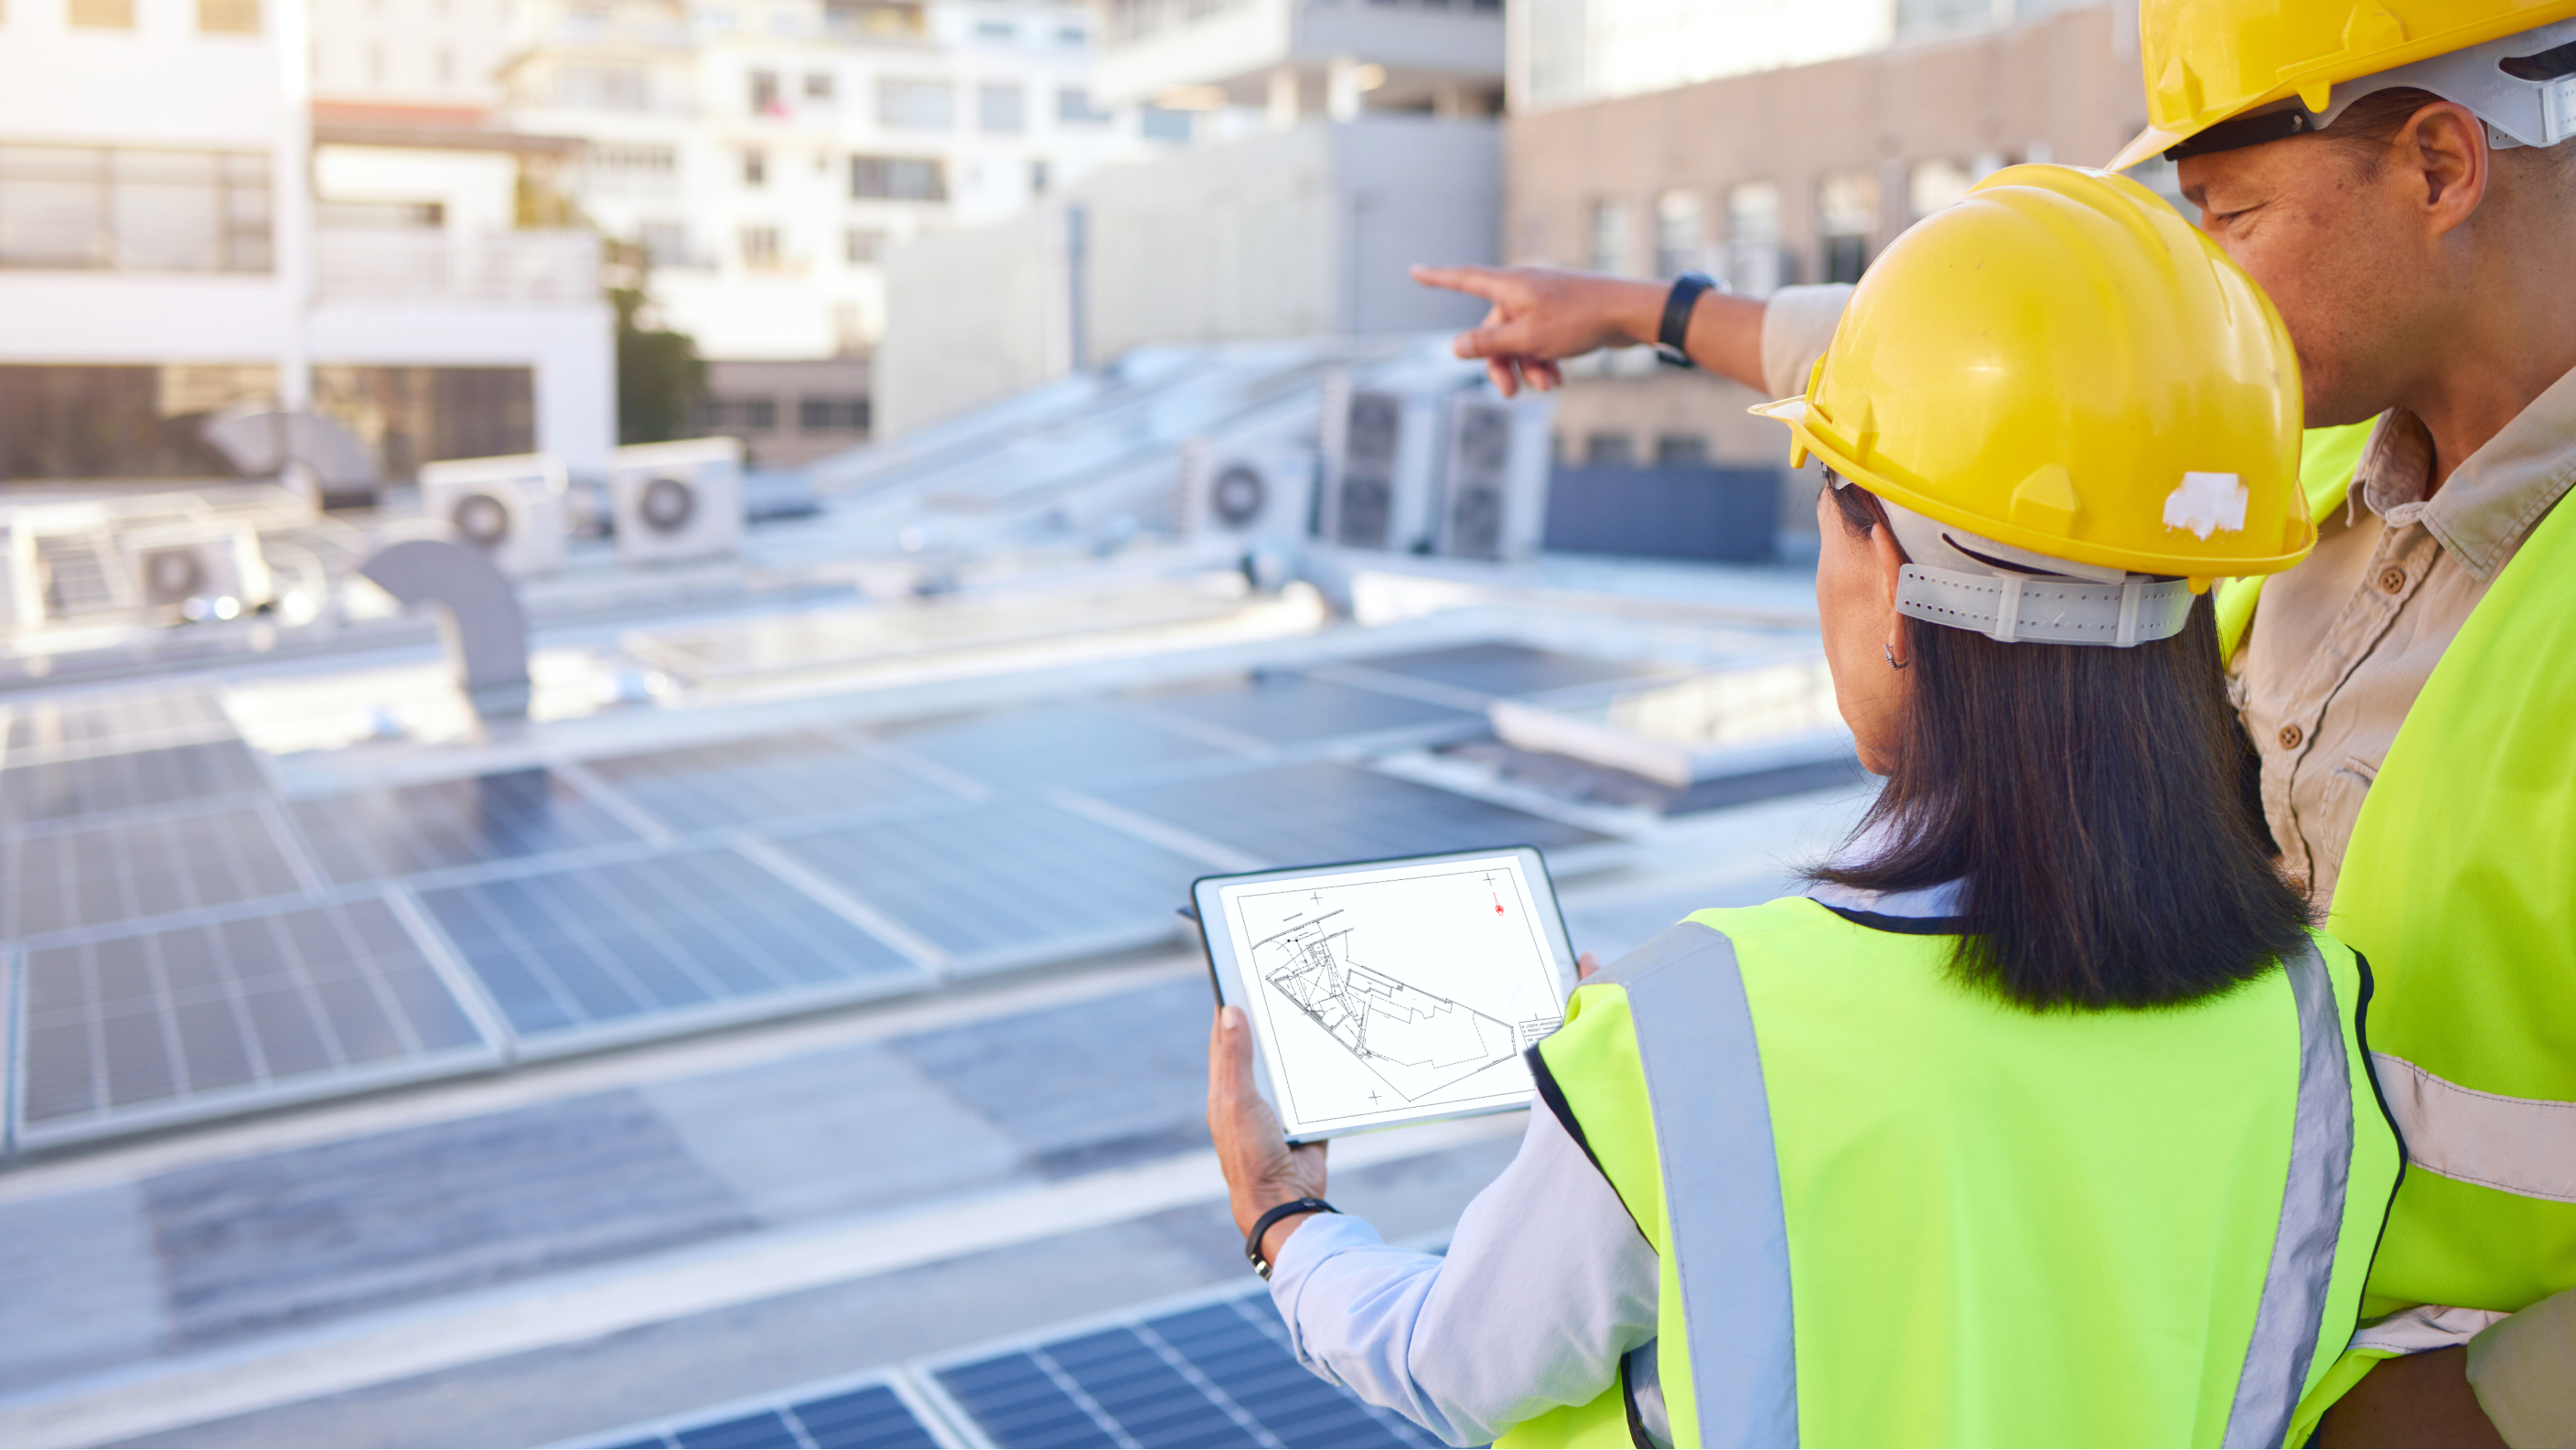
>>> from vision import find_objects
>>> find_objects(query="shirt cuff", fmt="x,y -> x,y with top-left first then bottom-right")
2466,1287 -> 2576,1447
1758,283 -> 1857,401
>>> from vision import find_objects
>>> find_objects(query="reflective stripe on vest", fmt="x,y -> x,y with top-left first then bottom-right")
1619,922 -> 1795,1448
2224,937 -> 2355,1449
1530,901 -> 2399,1447
2372,1053 -> 2576,1203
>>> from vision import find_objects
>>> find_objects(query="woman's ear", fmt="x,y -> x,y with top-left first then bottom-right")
1870,521 -> 1913,669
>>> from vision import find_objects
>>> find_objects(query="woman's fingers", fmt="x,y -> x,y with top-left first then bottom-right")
1577,951 -> 1601,980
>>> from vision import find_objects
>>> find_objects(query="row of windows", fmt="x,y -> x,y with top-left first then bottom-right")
20,0 -> 260,29
746,71 -> 1113,132
696,394 -> 869,434
1583,157 -> 2012,292
0,144 -> 272,274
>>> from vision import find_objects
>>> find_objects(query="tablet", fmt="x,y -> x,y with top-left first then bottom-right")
1193,846 -> 1579,1143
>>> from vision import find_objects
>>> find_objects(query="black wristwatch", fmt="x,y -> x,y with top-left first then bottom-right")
1245,1198 -> 1337,1279
1656,270 -> 1721,368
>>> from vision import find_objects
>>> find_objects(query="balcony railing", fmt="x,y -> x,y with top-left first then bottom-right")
312,230 -> 600,306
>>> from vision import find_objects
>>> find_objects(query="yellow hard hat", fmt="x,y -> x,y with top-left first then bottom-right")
2108,0 -> 2576,170
1752,165 -> 2313,587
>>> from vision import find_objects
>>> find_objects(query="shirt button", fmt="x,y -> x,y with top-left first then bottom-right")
2279,724 -> 2304,750
2379,567 -> 2407,595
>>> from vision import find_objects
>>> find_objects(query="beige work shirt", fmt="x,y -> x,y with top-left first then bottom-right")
1757,287 -> 2576,1440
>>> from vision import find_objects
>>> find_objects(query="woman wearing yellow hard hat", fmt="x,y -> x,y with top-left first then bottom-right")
1208,163 -> 2403,1448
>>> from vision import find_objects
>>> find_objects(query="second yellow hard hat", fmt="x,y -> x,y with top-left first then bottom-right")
1752,164 -> 2313,584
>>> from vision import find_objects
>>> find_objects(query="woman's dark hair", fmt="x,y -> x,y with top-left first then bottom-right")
1809,482 -> 2312,1011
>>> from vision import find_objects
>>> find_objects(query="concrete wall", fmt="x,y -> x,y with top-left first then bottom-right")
1508,2 -> 2147,505
877,113 -> 1496,436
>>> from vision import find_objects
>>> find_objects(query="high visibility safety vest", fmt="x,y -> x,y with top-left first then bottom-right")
2307,477 -> 2576,1381
1499,897 -> 2403,1449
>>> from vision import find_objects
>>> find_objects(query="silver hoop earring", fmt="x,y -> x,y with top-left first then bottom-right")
1884,643 -> 1910,671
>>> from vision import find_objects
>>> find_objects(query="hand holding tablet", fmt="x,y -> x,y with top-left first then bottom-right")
1192,847 -> 1580,1143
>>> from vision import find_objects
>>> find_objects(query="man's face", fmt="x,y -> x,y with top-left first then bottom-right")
2180,138 -> 2423,429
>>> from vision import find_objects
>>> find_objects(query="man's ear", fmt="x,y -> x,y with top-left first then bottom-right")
2398,101 -> 2493,237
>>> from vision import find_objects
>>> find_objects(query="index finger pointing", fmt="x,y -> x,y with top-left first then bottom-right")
1411,263 -> 1514,303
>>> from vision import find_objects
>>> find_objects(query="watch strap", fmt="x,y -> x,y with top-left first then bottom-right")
1245,1197 -> 1336,1279
1656,270 -> 1718,367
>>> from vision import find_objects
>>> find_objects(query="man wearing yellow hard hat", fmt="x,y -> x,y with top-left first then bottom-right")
1213,164 -> 2405,1447
1416,2 -> 2576,1443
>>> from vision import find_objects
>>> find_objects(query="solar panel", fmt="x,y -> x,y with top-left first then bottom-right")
932,1294 -> 1438,1449
873,704 -> 1249,791
13,897 -> 495,1147
1098,761 -> 1607,868
767,800 -> 1211,974
1127,673 -> 1480,747
1342,642 -> 1661,699
0,737 -> 269,827
288,768 -> 643,883
582,1379 -> 946,1450
3,689 -> 232,756
579,733 -> 970,834
413,847 -> 928,1051
0,805 -> 307,940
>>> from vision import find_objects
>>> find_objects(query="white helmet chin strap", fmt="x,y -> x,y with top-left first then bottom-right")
1874,499 -> 2194,648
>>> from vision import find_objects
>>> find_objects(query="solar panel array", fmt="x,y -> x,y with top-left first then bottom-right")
5,644 -> 1669,1148
578,1284 -> 1443,1450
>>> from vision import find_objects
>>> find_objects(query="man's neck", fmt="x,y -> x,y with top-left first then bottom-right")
2400,207 -> 2576,490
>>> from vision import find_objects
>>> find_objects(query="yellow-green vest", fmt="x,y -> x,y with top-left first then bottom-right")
2217,417 -> 2576,1412
1500,898 -> 2401,1447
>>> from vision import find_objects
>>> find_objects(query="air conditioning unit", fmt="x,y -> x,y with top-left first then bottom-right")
1437,393 -> 1556,564
608,437 -> 746,565
1317,374 -> 1440,553
1183,438 -> 1317,542
419,454 -> 569,577
117,522 -> 274,623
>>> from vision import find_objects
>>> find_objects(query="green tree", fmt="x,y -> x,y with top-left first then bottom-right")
613,286 -> 707,445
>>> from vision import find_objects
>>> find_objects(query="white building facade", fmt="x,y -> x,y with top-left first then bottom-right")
0,0 -> 613,489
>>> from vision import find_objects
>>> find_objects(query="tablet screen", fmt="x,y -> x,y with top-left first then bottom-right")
1213,852 -> 1570,1137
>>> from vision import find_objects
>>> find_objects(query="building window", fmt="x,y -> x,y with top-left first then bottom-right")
739,225 -> 779,268
1725,180 -> 1783,297
799,396 -> 869,432
804,71 -> 835,102
1586,199 -> 1630,275
586,143 -> 677,190
1654,434 -> 1709,467
1653,188 -> 1705,279
639,221 -> 692,266
436,47 -> 454,82
315,199 -> 443,229
1141,105 -> 1192,142
1057,23 -> 1085,44
557,63 -> 649,109
1028,158 -> 1048,195
742,149 -> 767,186
1907,158 -> 1973,221
750,69 -> 782,114
979,82 -> 1025,134
0,145 -> 271,273
844,227 -> 885,263
1057,85 -> 1111,124
198,0 -> 261,32
696,396 -> 778,432
313,365 -> 535,481
1818,168 -> 1880,285
973,17 -> 1013,39
849,155 -> 944,201
876,78 -> 954,131
67,0 -> 134,27
0,365 -> 275,481
1583,432 -> 1635,467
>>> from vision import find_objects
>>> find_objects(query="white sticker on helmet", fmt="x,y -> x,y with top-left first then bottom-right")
2164,471 -> 2249,539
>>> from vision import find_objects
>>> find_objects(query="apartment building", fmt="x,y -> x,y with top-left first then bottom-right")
1506,0 -> 2159,480
0,0 -> 611,490
481,0 -> 1166,463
